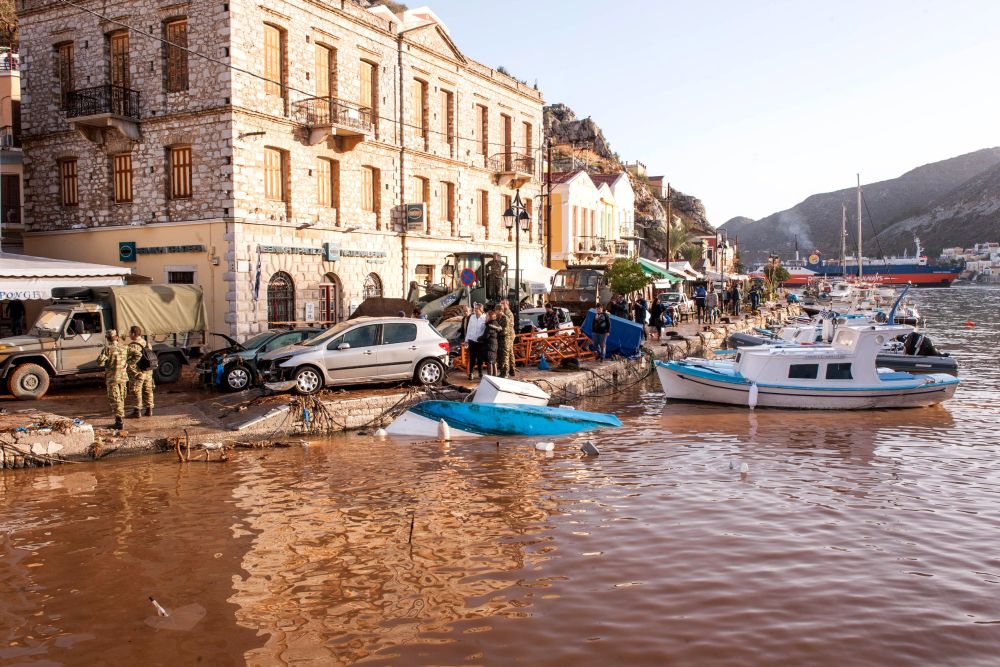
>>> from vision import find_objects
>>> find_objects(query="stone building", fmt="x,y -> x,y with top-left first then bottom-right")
1,49 -> 21,252
15,0 -> 544,338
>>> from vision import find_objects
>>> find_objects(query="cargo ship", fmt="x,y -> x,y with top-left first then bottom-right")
781,238 -> 960,287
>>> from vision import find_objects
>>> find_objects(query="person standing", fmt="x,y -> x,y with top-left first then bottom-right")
592,304 -> 611,361
749,283 -> 762,313
693,284 -> 707,323
731,282 -> 743,316
464,302 -> 487,380
7,300 -> 26,336
499,298 -> 517,378
97,329 -> 129,430
633,295 -> 648,341
483,310 -> 502,376
649,298 -> 664,340
706,285 -> 720,324
126,325 -> 155,418
542,303 -> 560,332
458,305 -> 472,340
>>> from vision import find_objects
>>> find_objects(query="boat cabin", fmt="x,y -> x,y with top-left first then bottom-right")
735,324 -> 914,387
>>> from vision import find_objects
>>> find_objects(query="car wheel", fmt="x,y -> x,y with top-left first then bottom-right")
153,353 -> 182,384
224,365 -> 252,392
8,363 -> 51,400
414,358 -> 445,386
293,367 -> 323,395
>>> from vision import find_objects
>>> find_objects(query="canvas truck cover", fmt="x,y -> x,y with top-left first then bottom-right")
94,285 -> 207,335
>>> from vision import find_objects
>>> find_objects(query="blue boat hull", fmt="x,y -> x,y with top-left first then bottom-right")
408,401 -> 621,436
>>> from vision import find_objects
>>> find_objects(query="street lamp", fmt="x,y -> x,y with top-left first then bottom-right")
503,189 -> 532,325
716,231 -> 729,294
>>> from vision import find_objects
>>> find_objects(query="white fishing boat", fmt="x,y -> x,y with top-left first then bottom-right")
658,323 -> 958,409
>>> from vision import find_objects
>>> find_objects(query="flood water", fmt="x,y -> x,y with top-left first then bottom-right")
2,287 -> 999,666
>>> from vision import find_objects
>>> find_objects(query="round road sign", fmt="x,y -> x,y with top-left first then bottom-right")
460,268 -> 477,287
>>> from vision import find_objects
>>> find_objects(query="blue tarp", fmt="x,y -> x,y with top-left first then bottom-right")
581,309 -> 643,359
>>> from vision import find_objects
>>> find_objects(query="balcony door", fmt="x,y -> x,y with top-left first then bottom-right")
109,32 -> 130,88
502,114 -> 512,169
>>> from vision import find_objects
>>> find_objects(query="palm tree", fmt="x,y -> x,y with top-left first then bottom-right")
679,243 -> 704,265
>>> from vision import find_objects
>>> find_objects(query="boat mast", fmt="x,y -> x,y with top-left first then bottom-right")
841,203 -> 847,276
856,174 -> 863,280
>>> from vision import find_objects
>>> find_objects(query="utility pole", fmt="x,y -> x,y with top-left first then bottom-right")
857,174 -> 863,279
665,182 -> 671,263
545,139 -> 553,267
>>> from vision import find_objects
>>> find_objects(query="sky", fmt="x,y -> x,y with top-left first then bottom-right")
426,0 -> 1000,226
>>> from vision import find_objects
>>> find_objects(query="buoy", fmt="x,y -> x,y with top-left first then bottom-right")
580,441 -> 600,457
739,462 -> 749,474
373,428 -> 387,437
437,419 -> 451,442
748,383 -> 759,410
538,353 -> 550,370
535,441 -> 555,452
964,320 -> 975,327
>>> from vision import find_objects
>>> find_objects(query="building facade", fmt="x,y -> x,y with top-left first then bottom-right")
16,0 -> 544,338
1,49 -> 22,252
547,170 -> 635,269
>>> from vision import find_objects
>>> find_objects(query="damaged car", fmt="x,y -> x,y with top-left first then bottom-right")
198,328 -> 323,391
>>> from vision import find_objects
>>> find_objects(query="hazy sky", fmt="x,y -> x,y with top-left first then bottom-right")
428,0 -> 1000,226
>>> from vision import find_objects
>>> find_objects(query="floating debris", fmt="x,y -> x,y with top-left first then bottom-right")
581,441 -> 600,457
535,442 -> 555,452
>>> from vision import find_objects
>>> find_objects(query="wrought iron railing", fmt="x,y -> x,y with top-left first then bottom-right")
0,125 -> 19,149
293,96 -> 373,133
65,84 -> 141,120
488,151 -> 535,175
614,240 -> 630,255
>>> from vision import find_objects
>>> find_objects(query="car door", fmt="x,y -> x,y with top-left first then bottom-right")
57,311 -> 105,372
379,322 -> 419,379
324,323 -> 380,384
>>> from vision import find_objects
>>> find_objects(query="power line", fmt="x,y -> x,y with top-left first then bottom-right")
53,0 -> 547,154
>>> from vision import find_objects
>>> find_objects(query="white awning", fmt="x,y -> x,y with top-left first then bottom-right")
518,263 -> 558,294
0,253 -> 131,300
668,261 -> 703,280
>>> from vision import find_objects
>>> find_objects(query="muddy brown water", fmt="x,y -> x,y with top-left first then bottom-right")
2,287 -> 998,666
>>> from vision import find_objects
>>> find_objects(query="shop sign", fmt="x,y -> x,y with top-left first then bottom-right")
323,242 -> 340,262
341,249 -> 387,258
119,241 -> 205,262
259,245 -> 323,256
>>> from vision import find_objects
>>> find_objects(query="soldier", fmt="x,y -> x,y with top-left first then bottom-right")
97,329 -> 128,430
498,298 -> 517,378
126,325 -> 155,418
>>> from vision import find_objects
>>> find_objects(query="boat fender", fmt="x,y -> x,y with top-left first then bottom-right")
437,419 -> 451,442
535,442 -> 555,452
373,428 -> 387,437
748,383 -> 759,410
739,462 -> 749,475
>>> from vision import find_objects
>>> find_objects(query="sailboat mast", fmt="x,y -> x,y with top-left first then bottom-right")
841,203 -> 847,275
856,174 -> 863,279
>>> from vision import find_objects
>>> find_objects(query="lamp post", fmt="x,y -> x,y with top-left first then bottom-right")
503,189 -> 532,325
716,231 -> 729,294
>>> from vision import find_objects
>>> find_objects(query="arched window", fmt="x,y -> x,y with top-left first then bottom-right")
267,272 -> 295,325
319,272 -> 342,324
363,272 -> 383,299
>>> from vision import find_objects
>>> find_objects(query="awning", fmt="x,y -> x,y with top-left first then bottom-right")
703,270 -> 751,282
518,262 -> 558,294
638,258 -> 681,283
0,252 -> 131,300
668,261 -> 703,280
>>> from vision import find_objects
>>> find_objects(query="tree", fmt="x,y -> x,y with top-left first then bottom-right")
646,218 -> 695,261
606,257 -> 652,297
1,0 -> 17,48
762,261 -> 790,299
679,243 -> 704,265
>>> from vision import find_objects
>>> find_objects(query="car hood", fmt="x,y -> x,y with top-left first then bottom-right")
259,343 -> 313,361
0,335 -> 56,353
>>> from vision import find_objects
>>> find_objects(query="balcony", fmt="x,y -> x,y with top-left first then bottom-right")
614,240 -> 631,256
64,84 -> 141,142
489,151 -> 535,188
293,96 -> 373,147
1,125 -> 19,149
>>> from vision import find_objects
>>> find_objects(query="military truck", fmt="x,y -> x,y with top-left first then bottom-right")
0,285 -> 208,400
549,265 -> 613,324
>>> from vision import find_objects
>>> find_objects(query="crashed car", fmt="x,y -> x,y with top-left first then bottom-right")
258,317 -> 450,395
198,328 -> 324,391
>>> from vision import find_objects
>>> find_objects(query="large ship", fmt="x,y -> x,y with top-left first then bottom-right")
792,238 -> 960,287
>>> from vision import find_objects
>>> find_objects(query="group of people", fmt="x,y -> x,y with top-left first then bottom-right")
97,326 -> 156,430
461,298 -> 518,379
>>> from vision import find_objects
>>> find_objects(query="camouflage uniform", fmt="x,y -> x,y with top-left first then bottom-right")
97,335 -> 128,419
126,337 -> 155,412
499,306 -> 517,377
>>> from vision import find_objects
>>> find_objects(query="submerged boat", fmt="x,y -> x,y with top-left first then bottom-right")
658,323 -> 959,409
385,400 -> 622,438
385,375 -> 621,437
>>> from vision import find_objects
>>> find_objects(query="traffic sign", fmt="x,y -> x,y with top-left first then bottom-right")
459,268 -> 476,287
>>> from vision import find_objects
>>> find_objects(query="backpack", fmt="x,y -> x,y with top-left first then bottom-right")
138,345 -> 159,371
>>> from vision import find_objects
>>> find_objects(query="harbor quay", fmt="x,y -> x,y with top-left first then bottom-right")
0,302 -> 800,468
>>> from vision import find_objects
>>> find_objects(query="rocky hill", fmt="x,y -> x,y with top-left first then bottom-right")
722,147 -> 1000,262
543,102 -> 714,258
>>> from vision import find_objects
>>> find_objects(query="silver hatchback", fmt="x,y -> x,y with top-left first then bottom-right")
258,317 -> 450,395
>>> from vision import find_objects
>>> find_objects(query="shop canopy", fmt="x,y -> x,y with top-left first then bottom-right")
0,252 -> 131,301
668,261 -> 704,280
703,270 -> 751,282
638,258 -> 681,284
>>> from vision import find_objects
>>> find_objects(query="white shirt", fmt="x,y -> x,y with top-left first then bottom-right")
465,313 -> 487,342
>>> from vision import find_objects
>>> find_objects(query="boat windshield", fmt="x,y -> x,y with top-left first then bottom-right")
30,310 -> 68,336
